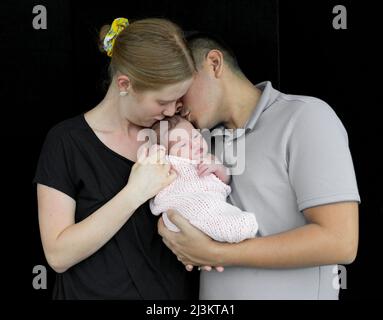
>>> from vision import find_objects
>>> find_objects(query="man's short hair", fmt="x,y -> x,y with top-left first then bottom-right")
185,31 -> 243,75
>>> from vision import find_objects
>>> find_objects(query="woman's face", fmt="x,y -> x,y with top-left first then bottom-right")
122,78 -> 193,128
167,120 -> 209,161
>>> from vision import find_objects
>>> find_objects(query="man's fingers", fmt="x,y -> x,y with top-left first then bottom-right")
166,210 -> 191,232
197,266 -> 223,272
162,237 -> 178,256
185,265 -> 194,272
157,216 -> 167,237
185,264 -> 193,271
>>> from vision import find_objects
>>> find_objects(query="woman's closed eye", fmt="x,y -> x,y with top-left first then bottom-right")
158,100 -> 175,106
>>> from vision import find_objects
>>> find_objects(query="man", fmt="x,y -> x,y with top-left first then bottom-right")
158,33 -> 360,299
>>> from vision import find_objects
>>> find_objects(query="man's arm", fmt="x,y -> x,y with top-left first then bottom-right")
158,201 -> 358,268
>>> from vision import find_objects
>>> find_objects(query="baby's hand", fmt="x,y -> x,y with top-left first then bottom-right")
197,156 -> 231,184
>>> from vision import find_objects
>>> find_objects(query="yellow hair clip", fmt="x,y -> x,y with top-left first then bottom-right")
103,17 -> 129,57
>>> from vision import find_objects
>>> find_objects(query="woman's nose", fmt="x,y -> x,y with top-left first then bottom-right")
163,103 -> 177,117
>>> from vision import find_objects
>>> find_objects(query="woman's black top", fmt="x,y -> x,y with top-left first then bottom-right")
33,114 -> 197,299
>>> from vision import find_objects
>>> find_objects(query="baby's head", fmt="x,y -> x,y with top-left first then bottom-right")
151,115 -> 208,161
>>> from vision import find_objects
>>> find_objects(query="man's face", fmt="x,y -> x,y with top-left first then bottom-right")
181,68 -> 222,130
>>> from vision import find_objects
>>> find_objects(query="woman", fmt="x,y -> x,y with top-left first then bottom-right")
33,17 -> 196,299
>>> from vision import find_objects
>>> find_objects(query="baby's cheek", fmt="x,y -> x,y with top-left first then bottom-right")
181,145 -> 192,159
169,148 -> 178,157
169,146 -> 184,158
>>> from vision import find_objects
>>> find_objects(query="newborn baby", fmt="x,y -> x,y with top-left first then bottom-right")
149,115 -> 258,243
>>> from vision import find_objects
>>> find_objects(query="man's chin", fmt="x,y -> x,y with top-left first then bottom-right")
190,119 -> 201,129
192,119 -> 215,130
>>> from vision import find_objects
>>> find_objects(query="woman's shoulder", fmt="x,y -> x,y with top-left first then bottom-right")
49,114 -> 85,133
45,114 -> 86,142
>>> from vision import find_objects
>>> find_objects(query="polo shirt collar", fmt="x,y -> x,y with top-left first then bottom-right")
211,81 -> 280,141
243,81 -> 280,131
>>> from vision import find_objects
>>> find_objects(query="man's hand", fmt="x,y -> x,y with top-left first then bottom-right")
158,203 -> 359,271
158,210 -> 224,271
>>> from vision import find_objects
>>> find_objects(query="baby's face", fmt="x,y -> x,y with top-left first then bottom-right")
167,120 -> 209,161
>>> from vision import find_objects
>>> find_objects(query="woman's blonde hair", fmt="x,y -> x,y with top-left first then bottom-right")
99,18 -> 195,91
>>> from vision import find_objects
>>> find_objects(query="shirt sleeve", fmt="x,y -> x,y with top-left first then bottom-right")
33,126 -> 77,199
288,99 -> 360,212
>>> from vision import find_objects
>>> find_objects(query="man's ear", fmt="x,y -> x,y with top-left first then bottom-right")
116,74 -> 132,92
205,49 -> 224,78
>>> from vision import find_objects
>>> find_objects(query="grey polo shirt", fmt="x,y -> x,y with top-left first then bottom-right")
200,81 -> 360,300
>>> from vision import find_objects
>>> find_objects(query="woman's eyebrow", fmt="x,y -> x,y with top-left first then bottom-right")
158,99 -> 176,103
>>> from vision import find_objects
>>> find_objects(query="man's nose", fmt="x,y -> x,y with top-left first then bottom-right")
175,100 -> 183,113
178,105 -> 191,118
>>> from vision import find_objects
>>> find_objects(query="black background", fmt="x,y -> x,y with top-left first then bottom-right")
1,0 -> 381,302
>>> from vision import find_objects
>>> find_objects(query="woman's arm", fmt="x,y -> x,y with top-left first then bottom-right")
38,184 -> 141,273
38,145 -> 176,273
158,202 -> 359,268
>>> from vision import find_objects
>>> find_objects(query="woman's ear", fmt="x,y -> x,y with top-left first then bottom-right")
205,49 -> 224,78
116,74 -> 132,93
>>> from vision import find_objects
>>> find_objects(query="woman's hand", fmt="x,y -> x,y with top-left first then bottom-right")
158,209 -> 225,271
126,144 -> 177,204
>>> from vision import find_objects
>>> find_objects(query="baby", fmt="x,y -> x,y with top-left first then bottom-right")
149,115 -> 258,243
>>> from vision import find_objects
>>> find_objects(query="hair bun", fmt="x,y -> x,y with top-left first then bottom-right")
98,24 -> 111,53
